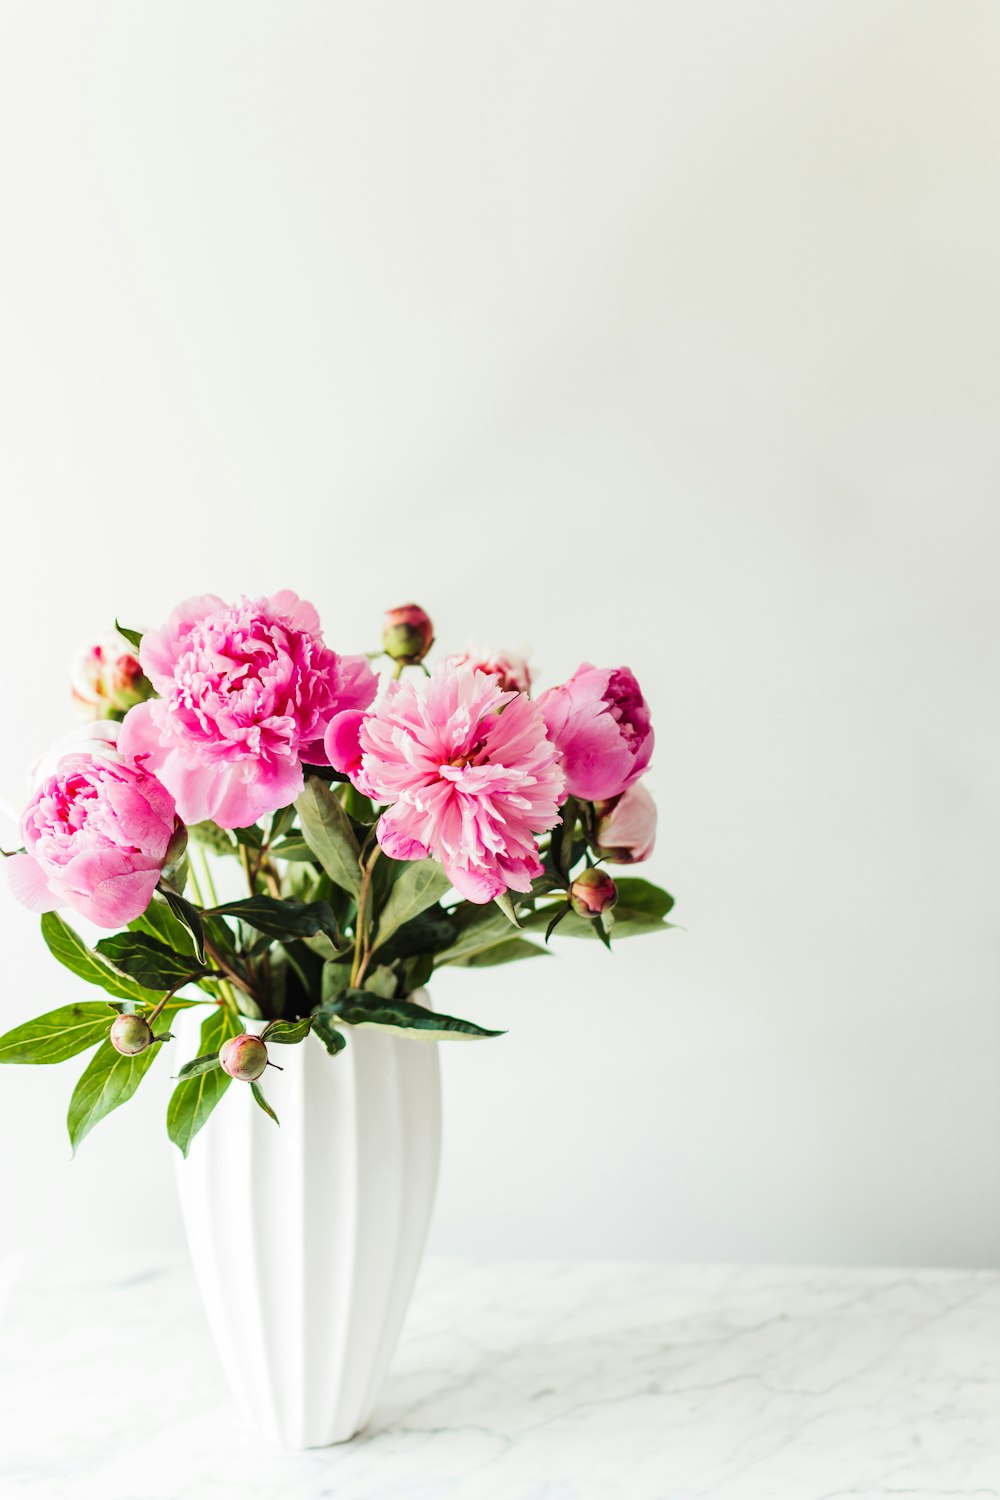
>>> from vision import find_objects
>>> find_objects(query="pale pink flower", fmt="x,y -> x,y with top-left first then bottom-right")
71,631 -> 152,721
119,592 -> 377,828
538,664 -> 653,802
593,782 -> 657,864
6,726 -> 178,929
445,646 -> 533,696
335,663 -> 564,903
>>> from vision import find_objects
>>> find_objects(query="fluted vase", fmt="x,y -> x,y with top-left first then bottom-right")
172,1003 -> 442,1448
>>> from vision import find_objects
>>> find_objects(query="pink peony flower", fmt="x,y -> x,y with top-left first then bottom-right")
445,646 -> 533,696
71,631 -> 152,721
6,726 -> 178,929
333,663 -> 564,902
538,664 -> 653,802
593,781 -> 657,864
119,592 -> 378,828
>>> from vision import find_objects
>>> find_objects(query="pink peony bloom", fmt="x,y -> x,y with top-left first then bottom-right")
593,781 -> 657,864
6,727 -> 178,929
336,663 -> 564,902
119,592 -> 378,828
538,664 -> 653,802
445,646 -> 533,696
71,631 -> 152,721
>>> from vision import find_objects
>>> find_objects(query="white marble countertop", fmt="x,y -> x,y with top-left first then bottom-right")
1,1253 -> 999,1499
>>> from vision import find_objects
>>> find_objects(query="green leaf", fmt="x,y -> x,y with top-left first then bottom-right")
269,835 -> 316,862
367,908 -> 457,964
551,797 -> 578,880
95,933 -> 205,991
328,989 -> 503,1040
454,938 -> 550,968
433,903 -> 523,965
232,824 -> 264,849
545,904 -> 570,943
341,784 -> 376,824
41,914 -> 161,1003
611,878 -> 675,919
167,1007 -> 240,1156
114,619 -> 143,651
523,901 -> 672,941
251,1081 -> 279,1125
295,778 -> 361,895
161,888 -> 206,964
363,965 -> 398,999
396,950 -> 434,994
130,898 -> 197,955
0,1002 -> 117,1064
321,961 -> 352,1005
67,1036 -> 165,1152
373,859 -> 452,949
175,1051 -> 222,1080
206,896 -> 342,946
261,1016 -> 312,1045
313,1014 -> 348,1056
269,804 -> 297,840
188,821 -> 238,857
493,891 -> 522,929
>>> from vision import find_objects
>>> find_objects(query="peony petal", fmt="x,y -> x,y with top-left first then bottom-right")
5,853 -> 59,913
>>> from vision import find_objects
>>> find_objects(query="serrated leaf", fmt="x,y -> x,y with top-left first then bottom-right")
0,1002 -> 117,1064
41,914 -> 161,1003
167,1007 -> 240,1156
114,619 -> 143,651
373,859 -> 452,950
328,990 -> 503,1040
251,1081 -> 279,1125
68,1034 -> 164,1152
206,895 -> 342,946
95,932 -> 205,991
261,1016 -> 312,1045
295,778 -> 361,895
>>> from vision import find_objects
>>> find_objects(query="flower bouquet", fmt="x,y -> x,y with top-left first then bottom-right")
0,591 -> 674,1445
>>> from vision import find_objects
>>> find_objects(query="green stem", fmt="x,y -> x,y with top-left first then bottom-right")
350,845 -> 382,988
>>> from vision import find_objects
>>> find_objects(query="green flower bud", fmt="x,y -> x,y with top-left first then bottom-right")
569,867 -> 618,919
110,1012 -> 153,1056
382,604 -> 434,664
219,1033 -> 269,1082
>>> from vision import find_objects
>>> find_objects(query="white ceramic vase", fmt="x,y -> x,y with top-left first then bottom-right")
172,1002 -> 442,1448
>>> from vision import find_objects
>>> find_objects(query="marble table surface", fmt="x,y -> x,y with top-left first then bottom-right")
1,1252 -> 1000,1499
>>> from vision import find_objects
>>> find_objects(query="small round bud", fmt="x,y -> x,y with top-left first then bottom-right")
383,604 -> 434,664
110,1012 -> 153,1056
219,1033 -> 269,1082
569,867 -> 618,919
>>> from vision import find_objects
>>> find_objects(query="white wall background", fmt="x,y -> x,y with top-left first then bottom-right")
0,1 -> 997,1267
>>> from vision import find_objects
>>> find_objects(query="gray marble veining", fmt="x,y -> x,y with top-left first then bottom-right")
1,1253 -> 999,1498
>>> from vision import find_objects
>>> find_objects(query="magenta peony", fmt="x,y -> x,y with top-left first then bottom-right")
119,592 -> 378,828
593,781 -> 657,864
6,730 -> 178,928
445,646 -> 533,696
538,663 -> 653,802
335,663 -> 564,902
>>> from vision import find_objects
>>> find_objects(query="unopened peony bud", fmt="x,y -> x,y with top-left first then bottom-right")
110,1013 -> 153,1056
383,604 -> 434,664
71,633 -> 154,722
592,782 -> 657,865
219,1033 -> 269,1082
569,867 -> 618,918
